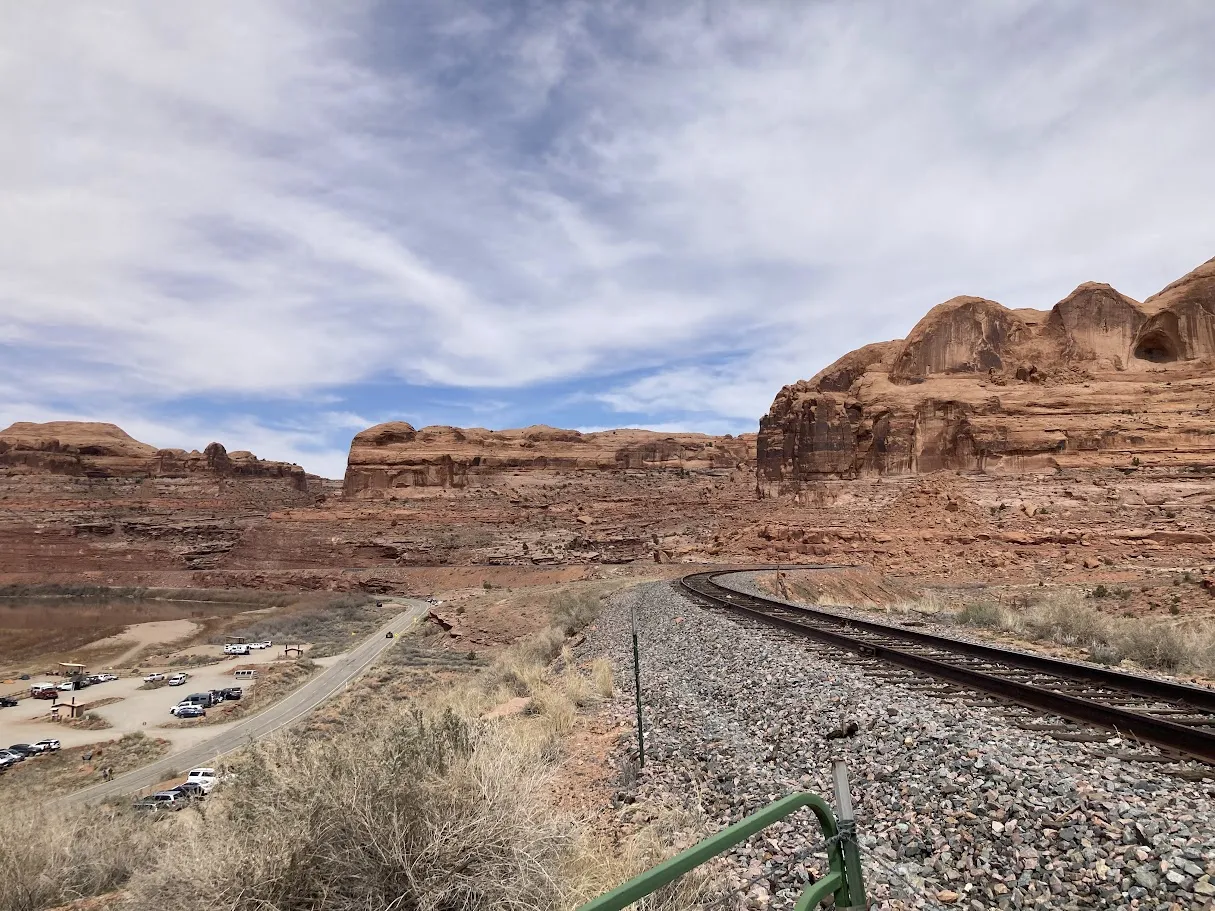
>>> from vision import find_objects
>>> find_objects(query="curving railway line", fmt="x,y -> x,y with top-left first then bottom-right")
679,569 -> 1215,765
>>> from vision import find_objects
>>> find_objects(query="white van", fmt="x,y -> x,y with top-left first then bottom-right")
233,669 -> 258,680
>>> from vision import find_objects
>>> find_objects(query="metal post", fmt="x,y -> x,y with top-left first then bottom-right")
630,601 -> 645,767
832,759 -> 867,909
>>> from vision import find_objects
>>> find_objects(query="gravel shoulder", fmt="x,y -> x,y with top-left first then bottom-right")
577,581 -> 1215,910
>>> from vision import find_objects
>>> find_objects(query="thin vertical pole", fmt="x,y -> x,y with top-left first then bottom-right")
630,601 -> 645,767
832,759 -> 867,909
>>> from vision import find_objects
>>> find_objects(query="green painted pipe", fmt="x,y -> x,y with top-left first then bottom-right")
577,791 -> 857,910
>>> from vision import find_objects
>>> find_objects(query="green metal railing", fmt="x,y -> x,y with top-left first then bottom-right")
577,774 -> 867,910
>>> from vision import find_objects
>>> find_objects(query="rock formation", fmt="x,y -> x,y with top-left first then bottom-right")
759,256 -> 1215,487
343,423 -> 755,496
0,421 -> 308,489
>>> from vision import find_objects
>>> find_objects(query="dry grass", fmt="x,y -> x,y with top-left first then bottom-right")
952,589 -> 1215,674
562,808 -> 718,910
0,801 -> 160,911
0,732 -> 168,802
217,595 -> 381,656
590,659 -> 614,698
124,709 -> 574,911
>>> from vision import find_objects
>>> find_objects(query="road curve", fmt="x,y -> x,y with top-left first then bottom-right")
60,601 -> 427,806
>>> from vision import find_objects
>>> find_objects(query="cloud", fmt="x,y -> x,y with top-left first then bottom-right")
4,2 -> 1215,474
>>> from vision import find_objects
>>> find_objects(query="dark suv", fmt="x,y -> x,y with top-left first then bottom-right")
0,696 -> 17,708
221,687 -> 243,700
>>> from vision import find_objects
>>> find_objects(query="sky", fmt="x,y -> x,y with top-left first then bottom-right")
3,2 -> 1214,479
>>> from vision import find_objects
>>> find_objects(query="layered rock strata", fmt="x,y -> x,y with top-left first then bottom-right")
343,424 -> 755,496
759,257 -> 1215,487
0,422 -> 307,489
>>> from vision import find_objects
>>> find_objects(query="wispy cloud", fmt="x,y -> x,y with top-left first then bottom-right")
4,2 -> 1214,475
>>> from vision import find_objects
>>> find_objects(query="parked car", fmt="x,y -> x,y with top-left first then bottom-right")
186,768 -> 218,793
167,673 -> 188,686
173,705 -> 206,719
134,791 -> 187,812
30,685 -> 58,699
208,689 -> 225,704
0,750 -> 26,764
8,743 -> 40,757
184,772 -> 218,791
96,673 -> 118,682
32,739 -> 60,752
221,687 -> 243,700
223,643 -> 250,655
0,755 -> 17,771
170,781 -> 206,800
142,673 -> 165,683
56,681 -> 76,692
0,696 -> 17,708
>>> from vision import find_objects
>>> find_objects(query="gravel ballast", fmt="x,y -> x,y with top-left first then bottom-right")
576,581 -> 1215,910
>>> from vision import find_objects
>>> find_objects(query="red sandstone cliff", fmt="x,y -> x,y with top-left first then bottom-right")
758,256 -> 1215,488
343,423 -> 756,497
0,421 -> 308,490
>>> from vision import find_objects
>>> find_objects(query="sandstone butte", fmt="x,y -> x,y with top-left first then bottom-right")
758,254 -> 1215,491
342,423 -> 756,496
0,421 -> 308,490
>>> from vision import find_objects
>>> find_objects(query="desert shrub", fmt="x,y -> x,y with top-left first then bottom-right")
952,588 -> 1215,675
956,602 -> 1005,628
550,590 -> 603,636
1115,623 -> 1188,672
1087,641 -> 1122,666
0,802 -> 156,911
125,708 -> 573,911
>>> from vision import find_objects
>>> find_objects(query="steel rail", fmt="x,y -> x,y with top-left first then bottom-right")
679,570 -> 1215,764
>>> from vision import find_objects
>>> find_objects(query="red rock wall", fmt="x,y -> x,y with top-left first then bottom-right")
759,256 -> 1215,489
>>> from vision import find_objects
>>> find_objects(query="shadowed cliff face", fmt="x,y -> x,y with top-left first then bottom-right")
759,256 -> 1215,489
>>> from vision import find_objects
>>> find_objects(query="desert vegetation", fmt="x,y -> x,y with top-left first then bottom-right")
0,585 -> 711,911
0,732 -> 168,801
952,591 -> 1215,675
216,593 -> 380,656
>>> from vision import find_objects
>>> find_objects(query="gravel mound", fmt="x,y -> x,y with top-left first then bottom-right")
577,582 -> 1215,910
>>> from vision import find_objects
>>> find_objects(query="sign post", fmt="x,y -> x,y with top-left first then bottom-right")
630,600 -> 645,767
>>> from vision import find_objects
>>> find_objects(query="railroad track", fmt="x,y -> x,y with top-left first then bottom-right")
679,570 -> 1215,765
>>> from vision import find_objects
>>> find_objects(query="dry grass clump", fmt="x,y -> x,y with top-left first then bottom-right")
953,590 -> 1215,674
0,801 -> 157,911
563,807 -> 717,910
591,659 -> 615,698
125,709 -> 574,911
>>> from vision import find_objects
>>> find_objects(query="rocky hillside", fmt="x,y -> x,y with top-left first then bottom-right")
343,423 -> 755,497
0,421 -> 308,489
758,256 -> 1215,488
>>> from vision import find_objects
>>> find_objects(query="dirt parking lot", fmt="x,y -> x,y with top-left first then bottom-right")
0,657 -> 309,751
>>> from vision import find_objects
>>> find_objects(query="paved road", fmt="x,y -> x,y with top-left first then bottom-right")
59,601 -> 427,806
